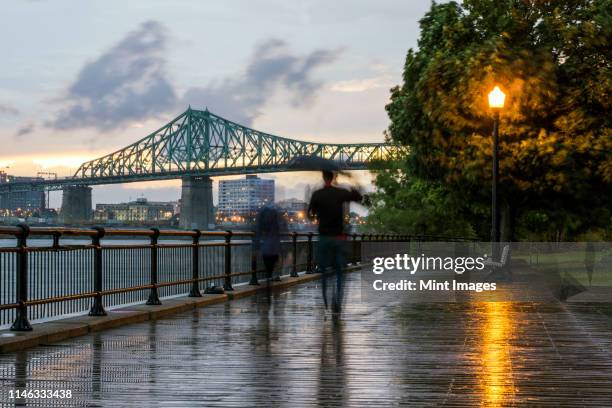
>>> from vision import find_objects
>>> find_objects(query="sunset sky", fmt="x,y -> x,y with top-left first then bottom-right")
0,0 -> 434,208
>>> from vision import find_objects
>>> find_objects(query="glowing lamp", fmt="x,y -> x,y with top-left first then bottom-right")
488,86 -> 506,109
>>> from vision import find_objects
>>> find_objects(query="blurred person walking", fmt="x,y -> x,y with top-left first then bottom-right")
253,204 -> 287,302
308,170 -> 363,313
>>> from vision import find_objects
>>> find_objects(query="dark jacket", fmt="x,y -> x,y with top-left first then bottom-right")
253,205 -> 287,256
308,185 -> 362,236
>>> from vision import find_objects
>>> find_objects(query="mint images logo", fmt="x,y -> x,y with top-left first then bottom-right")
372,253 -> 487,275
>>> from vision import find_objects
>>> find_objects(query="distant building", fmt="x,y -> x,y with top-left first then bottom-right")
0,172 -> 45,214
348,211 -> 366,226
277,198 -> 308,224
94,198 -> 176,223
277,198 -> 307,213
276,198 -> 315,231
218,175 -> 274,222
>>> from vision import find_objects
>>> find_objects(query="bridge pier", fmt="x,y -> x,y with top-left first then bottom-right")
179,176 -> 214,230
60,186 -> 92,224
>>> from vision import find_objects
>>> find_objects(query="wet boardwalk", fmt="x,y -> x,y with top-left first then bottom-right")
2,272 -> 612,407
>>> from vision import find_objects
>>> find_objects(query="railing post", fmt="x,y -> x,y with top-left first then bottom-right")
306,232 -> 314,274
290,232 -> 298,277
89,227 -> 107,316
224,231 -> 234,291
52,232 -> 60,249
11,224 -> 32,331
352,234 -> 358,265
189,229 -> 202,297
146,228 -> 162,305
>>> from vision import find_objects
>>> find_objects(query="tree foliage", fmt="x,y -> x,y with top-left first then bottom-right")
370,0 -> 611,240
367,161 -> 478,237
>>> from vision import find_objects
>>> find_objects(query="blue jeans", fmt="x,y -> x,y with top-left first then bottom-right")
317,236 -> 346,311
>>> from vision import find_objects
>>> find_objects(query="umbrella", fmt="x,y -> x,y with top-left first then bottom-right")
287,155 -> 350,175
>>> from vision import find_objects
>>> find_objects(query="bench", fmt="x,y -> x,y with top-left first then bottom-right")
484,244 -> 510,269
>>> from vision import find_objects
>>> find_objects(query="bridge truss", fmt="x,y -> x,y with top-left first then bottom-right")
1,108 -> 403,193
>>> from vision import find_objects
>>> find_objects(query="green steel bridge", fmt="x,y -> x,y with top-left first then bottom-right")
0,108 -> 400,194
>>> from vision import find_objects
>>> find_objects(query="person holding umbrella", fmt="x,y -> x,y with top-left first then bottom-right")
308,169 -> 363,314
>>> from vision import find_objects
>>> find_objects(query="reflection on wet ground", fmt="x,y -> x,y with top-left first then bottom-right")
2,272 -> 612,407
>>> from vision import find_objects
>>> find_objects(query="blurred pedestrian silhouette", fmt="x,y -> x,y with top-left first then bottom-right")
253,204 -> 287,302
308,170 -> 363,313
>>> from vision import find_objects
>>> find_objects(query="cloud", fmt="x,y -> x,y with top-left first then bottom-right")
0,104 -> 19,116
329,76 -> 392,93
32,155 -> 94,169
181,39 -> 340,125
47,23 -> 339,131
15,123 -> 35,137
48,21 -> 177,131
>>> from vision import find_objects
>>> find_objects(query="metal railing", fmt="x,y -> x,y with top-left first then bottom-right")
0,226 -> 479,332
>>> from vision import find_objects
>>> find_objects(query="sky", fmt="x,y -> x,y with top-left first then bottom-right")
0,0 -> 434,208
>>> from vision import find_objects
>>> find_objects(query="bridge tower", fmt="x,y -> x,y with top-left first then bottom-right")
179,176 -> 214,230
60,186 -> 92,224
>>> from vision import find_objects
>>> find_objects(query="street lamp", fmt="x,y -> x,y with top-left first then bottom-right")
488,86 -> 505,253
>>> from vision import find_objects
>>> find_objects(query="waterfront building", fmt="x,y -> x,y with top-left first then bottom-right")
94,198 -> 176,223
0,172 -> 45,214
218,175 -> 274,222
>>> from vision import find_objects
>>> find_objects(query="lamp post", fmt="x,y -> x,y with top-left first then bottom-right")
488,86 -> 505,255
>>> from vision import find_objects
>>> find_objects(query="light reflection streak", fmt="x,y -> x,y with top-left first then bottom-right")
480,301 -> 515,407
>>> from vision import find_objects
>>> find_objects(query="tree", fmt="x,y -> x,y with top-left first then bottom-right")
374,0 -> 611,240
367,162 -> 477,237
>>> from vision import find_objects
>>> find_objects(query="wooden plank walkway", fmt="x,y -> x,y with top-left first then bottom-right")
1,271 -> 612,407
